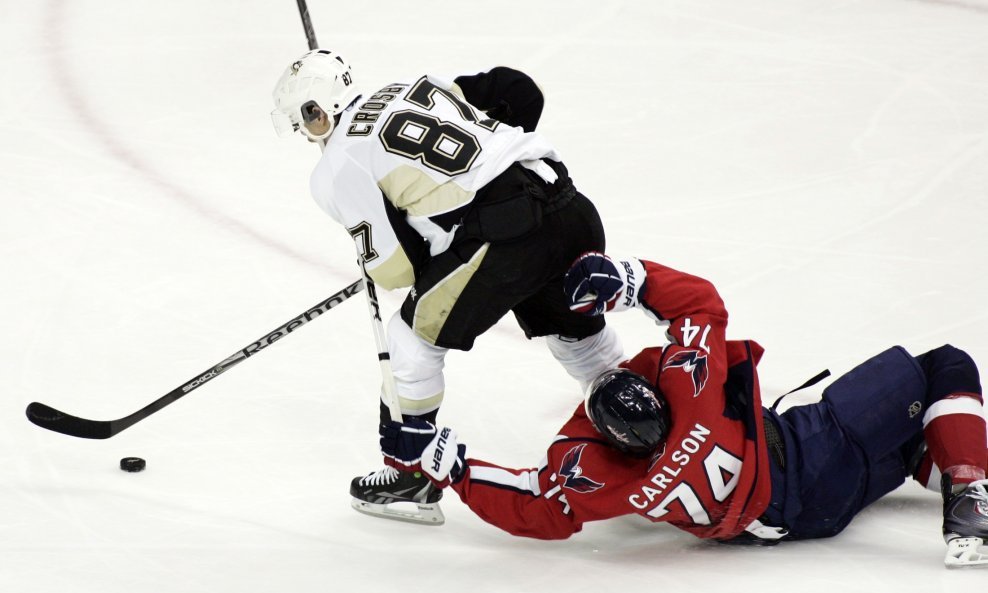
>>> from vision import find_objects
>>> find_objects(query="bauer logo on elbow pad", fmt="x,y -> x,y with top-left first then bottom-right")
432,427 -> 452,472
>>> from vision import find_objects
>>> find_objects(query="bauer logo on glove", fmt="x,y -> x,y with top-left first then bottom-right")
380,419 -> 467,488
431,427 -> 454,473
564,252 -> 646,316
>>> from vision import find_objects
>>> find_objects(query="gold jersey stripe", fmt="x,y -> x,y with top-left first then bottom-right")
396,391 -> 445,414
411,243 -> 490,344
378,165 -> 476,217
366,247 -> 416,290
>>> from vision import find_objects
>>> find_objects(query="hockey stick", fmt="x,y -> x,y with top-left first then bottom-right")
25,280 -> 364,439
296,0 -> 319,50
359,259 -> 403,423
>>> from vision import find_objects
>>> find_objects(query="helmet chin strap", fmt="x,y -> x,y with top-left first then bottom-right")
302,122 -> 332,141
300,112 -> 340,142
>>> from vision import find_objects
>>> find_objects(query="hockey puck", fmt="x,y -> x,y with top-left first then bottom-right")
119,457 -> 146,473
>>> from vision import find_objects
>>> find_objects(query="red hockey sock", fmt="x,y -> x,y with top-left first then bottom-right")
922,392 -> 987,488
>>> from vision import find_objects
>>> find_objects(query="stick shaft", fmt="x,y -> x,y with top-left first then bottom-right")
359,261 -> 404,423
295,0 -> 319,50
26,280 -> 364,439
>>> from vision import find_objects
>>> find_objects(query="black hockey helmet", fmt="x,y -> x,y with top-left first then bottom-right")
585,369 -> 670,458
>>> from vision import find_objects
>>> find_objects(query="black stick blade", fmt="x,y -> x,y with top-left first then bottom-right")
25,402 -> 113,439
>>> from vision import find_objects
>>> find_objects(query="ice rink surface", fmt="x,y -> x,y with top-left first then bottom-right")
2,0 -> 987,591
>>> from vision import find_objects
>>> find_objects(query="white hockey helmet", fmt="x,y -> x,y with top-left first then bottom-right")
271,49 -> 359,141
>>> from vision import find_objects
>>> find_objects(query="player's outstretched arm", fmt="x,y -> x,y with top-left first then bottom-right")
452,458 -> 583,540
635,259 -> 728,325
380,420 -> 582,539
565,252 -> 729,332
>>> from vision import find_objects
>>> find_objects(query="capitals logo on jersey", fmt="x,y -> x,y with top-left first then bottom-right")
664,349 -> 710,398
559,444 -> 605,493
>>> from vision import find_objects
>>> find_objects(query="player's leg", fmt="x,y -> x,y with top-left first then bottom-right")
770,402 -> 867,539
821,346 -> 931,509
348,311 -> 449,523
352,161 -> 608,521
909,345 -> 986,490
368,165 -> 556,440
380,313 -> 447,423
351,237 -> 494,521
907,345 -> 988,565
545,328 -> 625,391
351,239 -> 501,523
786,345 -> 988,564
400,159 -> 617,379
508,174 -> 625,389
772,346 -> 929,539
516,270 -> 624,391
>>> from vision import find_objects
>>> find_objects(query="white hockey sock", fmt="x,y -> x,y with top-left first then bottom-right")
546,326 -> 625,392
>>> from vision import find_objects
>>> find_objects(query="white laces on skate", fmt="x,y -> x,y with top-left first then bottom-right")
350,465 -> 445,526
944,479 -> 988,568
358,466 -> 399,486
967,479 -> 988,504
969,480 -> 988,519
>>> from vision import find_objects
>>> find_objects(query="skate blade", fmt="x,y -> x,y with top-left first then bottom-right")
944,536 -> 988,568
350,497 -> 445,526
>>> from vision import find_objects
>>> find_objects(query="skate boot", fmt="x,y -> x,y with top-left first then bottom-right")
942,476 -> 988,567
350,466 -> 445,526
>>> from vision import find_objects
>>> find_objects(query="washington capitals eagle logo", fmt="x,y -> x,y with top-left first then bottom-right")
664,349 -> 709,398
559,444 -> 605,493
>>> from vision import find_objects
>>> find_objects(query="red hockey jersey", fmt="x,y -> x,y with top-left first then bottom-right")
450,260 -> 772,540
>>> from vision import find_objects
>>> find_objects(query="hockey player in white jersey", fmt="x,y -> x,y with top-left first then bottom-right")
271,49 -> 625,524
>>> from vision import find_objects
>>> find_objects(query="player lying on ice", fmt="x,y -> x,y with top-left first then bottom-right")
380,252 -> 988,567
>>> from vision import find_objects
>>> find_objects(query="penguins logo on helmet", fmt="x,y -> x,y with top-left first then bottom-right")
585,368 -> 670,458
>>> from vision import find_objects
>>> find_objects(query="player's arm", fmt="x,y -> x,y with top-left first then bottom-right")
565,253 -> 728,327
637,260 -> 728,327
566,253 -> 729,380
452,458 -> 583,540
310,153 -> 426,289
381,420 -> 581,539
634,260 -> 728,356
618,258 -> 729,382
451,67 -> 545,132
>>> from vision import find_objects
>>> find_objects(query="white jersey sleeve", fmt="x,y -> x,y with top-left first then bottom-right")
309,74 -> 561,290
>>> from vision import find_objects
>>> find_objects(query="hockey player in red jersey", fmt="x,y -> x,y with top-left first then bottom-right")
381,252 -> 988,567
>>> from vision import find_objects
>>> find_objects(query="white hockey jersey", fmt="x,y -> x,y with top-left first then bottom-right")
309,74 -> 561,289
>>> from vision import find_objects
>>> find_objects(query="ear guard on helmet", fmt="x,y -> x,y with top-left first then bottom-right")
585,369 -> 670,458
271,49 -> 360,141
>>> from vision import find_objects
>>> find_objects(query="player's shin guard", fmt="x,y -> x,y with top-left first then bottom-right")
386,312 -> 447,417
546,326 -> 625,392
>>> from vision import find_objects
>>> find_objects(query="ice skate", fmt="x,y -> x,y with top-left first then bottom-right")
349,466 -> 445,526
942,478 -> 988,567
